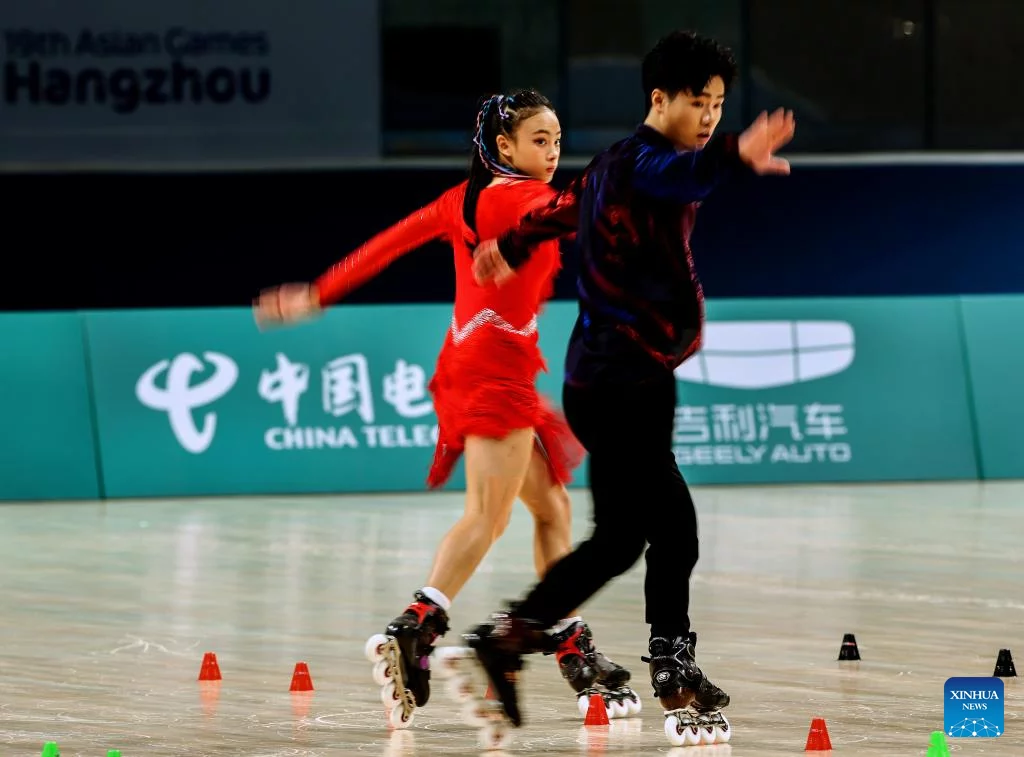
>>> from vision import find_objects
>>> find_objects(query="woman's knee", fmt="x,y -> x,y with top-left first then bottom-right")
452,504 -> 513,549
523,484 -> 572,528
492,505 -> 514,540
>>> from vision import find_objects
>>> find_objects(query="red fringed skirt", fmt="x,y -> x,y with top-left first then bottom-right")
425,330 -> 584,489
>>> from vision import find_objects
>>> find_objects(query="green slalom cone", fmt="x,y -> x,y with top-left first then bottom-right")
927,730 -> 950,756
40,743 -> 60,757
107,751 -> 122,757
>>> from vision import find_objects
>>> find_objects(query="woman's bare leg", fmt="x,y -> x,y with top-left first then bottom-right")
423,427 -> 534,599
517,444 -> 574,578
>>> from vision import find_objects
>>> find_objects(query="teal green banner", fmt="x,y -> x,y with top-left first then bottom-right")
960,296 -> 1024,479
81,297 -> 980,498
3,296 -> 1004,500
0,313 -> 101,500
666,297 -> 979,484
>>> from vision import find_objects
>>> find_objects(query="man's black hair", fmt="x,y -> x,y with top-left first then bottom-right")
641,30 -> 738,111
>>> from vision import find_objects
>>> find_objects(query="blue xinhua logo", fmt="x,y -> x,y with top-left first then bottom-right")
944,677 -> 1004,738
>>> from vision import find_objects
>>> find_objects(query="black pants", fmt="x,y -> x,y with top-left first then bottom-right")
514,371 -> 699,637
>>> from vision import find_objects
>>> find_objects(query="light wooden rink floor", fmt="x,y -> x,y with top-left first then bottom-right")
1,481 -> 1020,756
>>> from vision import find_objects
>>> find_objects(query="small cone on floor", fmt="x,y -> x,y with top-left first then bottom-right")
106,751 -> 122,757
198,651 -> 222,681
837,633 -> 861,661
484,682 -> 496,700
804,717 -> 833,751
927,730 -> 951,756
289,661 -> 314,692
583,692 -> 609,726
40,743 -> 60,757
994,648 -> 1017,677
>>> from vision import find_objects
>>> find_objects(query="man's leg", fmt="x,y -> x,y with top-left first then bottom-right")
509,380 -> 653,626
633,378 -> 730,719
643,455 -> 699,632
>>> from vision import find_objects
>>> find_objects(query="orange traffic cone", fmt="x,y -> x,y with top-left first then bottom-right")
289,661 -> 314,692
805,716 -> 833,750
583,692 -> 610,726
198,652 -> 222,681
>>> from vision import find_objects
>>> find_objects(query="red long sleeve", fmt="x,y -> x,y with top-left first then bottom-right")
315,184 -> 464,306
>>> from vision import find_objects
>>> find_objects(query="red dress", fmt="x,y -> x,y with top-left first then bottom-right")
315,177 -> 584,488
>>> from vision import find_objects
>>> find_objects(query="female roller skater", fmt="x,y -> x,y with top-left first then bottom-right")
254,89 -> 639,730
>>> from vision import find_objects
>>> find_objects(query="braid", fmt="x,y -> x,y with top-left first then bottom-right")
473,95 -> 526,178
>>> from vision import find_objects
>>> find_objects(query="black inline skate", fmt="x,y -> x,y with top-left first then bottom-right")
547,619 -> 642,718
364,590 -> 450,729
643,632 -> 732,746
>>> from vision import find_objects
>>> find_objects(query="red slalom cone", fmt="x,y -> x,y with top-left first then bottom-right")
198,652 -> 222,681
289,661 -> 314,692
805,717 -> 833,751
484,682 -> 496,700
583,692 -> 610,726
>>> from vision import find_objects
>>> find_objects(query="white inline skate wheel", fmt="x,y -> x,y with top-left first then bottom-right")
380,681 -> 401,708
716,714 -> 732,743
365,633 -> 390,663
478,722 -> 510,751
664,712 -> 702,747
626,696 -> 642,716
460,698 -> 490,727
432,646 -> 463,678
576,694 -> 591,718
683,719 -> 702,746
608,700 -> 628,719
665,714 -> 687,747
698,716 -> 717,745
372,659 -> 393,686
445,673 -> 475,703
389,704 -> 414,730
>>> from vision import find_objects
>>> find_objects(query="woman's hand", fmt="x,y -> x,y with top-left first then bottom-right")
253,282 -> 321,329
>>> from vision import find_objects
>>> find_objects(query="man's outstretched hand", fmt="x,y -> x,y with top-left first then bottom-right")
738,108 -> 796,175
472,239 -> 516,286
